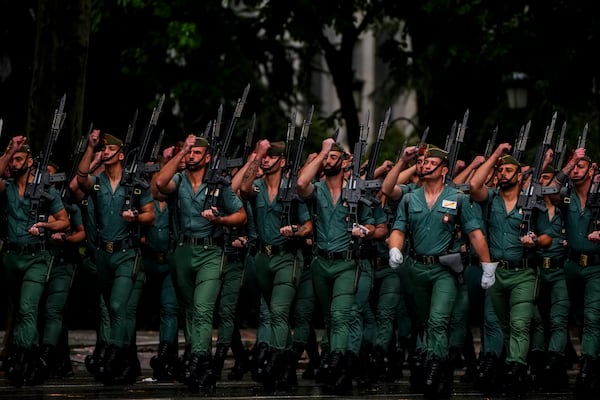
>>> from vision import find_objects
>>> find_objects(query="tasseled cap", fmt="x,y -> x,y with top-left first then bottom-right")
103,134 -> 124,147
267,141 -> 286,157
496,154 -> 521,167
418,143 -> 448,159
193,136 -> 210,148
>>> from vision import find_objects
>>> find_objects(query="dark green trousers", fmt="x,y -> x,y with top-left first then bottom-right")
143,257 -> 179,344
489,267 -> 536,365
215,253 -> 244,347
173,243 -> 222,355
3,250 -> 51,348
42,260 -> 75,346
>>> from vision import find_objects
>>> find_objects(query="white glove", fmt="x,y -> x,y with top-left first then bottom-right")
389,247 -> 404,269
480,262 -> 499,289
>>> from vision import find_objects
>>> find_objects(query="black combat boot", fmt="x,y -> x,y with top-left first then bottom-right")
423,356 -> 443,399
540,351 -> 568,391
113,345 -> 139,384
177,344 -> 192,383
85,341 -> 108,379
575,355 -> 598,397
150,341 -> 178,380
99,344 -> 126,385
527,349 -> 546,391
197,354 -> 217,393
279,343 -> 304,389
212,344 -> 229,380
409,349 -> 426,392
251,342 -> 270,383
7,347 -> 31,388
29,344 -> 54,385
301,330 -> 320,380
475,352 -> 499,393
502,361 -> 527,397
227,348 -> 249,380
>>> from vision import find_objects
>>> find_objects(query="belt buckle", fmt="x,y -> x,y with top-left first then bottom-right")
543,257 -> 551,269
157,253 -> 166,263
424,255 -> 434,264
580,254 -> 588,267
499,260 -> 509,269
264,244 -> 272,256
105,241 -> 114,254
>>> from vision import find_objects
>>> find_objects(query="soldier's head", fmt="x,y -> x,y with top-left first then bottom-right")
101,134 -> 124,166
186,136 -> 211,172
261,141 -> 286,175
323,142 -> 347,177
569,153 -> 594,184
9,143 -> 33,178
416,144 -> 448,181
495,154 -> 521,190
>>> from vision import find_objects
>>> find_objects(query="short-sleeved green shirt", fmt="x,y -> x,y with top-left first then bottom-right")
481,188 -> 548,262
251,178 -> 311,246
91,173 -> 153,241
307,180 -> 374,253
146,200 -> 170,252
392,185 -> 481,256
4,180 -> 65,245
564,193 -> 600,254
536,206 -> 567,258
171,172 -> 243,238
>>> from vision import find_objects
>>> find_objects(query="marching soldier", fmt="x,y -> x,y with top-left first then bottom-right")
388,144 -> 492,398
297,138 -> 375,394
154,134 -> 247,393
0,136 -> 70,386
469,143 -> 552,396
76,130 -> 155,384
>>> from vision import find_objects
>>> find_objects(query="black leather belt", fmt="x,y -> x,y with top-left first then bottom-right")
178,234 -> 216,247
568,251 -> 600,267
317,249 -> 350,260
414,254 -> 441,265
4,242 -> 46,253
98,239 -> 130,254
374,257 -> 390,270
151,251 -> 167,263
259,242 -> 295,256
494,258 -> 531,271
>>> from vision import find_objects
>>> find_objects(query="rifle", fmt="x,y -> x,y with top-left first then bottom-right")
586,167 -> 600,234
121,94 -> 165,214
517,114 -> 556,236
512,120 -> 531,163
554,121 -> 567,170
277,106 -> 313,228
0,118 -> 3,139
61,122 -> 93,203
204,84 -> 250,206
149,129 -> 165,163
577,123 -> 588,149
242,113 -> 256,162
25,94 -> 68,237
342,111 -> 371,240
484,126 -> 498,158
446,109 -> 469,185
364,107 -> 391,180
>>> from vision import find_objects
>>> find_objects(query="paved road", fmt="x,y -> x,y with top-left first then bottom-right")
0,330 -> 581,399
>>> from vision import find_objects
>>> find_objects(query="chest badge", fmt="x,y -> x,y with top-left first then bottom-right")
442,213 -> 451,224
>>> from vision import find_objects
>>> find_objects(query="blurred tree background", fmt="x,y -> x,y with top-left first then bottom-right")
2,0 -> 600,168
2,0 -> 600,327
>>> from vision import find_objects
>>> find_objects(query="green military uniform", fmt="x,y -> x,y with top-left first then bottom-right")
168,171 -> 243,355
91,172 -> 152,350
393,186 -> 482,361
529,202 -> 570,389
562,183 -> 600,394
248,176 -> 308,388
143,200 -> 178,380
482,187 -> 548,374
2,178 -> 65,386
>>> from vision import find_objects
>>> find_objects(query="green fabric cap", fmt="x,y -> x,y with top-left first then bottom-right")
103,134 -> 123,147
542,165 -> 556,174
331,142 -> 345,153
267,141 -> 286,157
497,154 -> 521,167
15,144 -> 31,154
193,136 -> 210,148
419,143 -> 448,159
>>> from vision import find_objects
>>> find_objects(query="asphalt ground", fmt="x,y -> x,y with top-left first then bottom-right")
0,329 -> 583,399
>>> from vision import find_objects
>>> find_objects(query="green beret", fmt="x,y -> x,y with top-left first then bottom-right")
419,144 -> 448,159
267,141 -> 286,157
497,154 -> 521,167
331,142 -> 345,153
103,134 -> 123,147
15,144 -> 32,154
193,137 -> 210,148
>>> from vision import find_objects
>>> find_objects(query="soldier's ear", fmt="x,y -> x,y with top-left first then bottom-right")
118,152 -> 125,161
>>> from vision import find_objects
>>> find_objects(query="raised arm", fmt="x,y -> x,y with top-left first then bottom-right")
297,138 -> 334,198
469,143 -> 512,202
